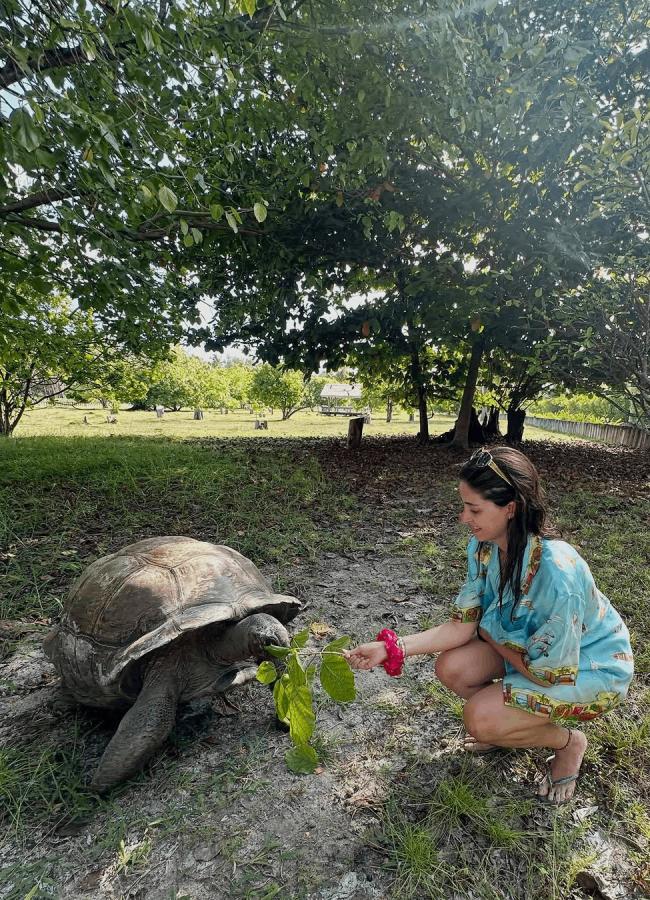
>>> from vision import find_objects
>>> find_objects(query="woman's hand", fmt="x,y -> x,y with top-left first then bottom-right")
344,641 -> 388,670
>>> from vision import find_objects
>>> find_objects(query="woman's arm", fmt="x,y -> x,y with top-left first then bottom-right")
345,619 -> 477,670
403,620 -> 477,657
478,628 -> 549,688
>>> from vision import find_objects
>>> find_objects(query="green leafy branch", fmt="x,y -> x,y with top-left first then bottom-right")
256,628 -> 356,774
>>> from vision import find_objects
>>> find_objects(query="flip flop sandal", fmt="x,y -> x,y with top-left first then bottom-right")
538,757 -> 579,805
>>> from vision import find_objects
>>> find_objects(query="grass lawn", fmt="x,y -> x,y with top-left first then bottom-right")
16,403 -> 577,442
1,415 -> 647,899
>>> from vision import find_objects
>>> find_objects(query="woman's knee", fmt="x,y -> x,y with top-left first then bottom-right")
463,696 -> 496,742
435,650 -> 466,690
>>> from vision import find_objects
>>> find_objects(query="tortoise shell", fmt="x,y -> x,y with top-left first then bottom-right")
44,536 -> 301,706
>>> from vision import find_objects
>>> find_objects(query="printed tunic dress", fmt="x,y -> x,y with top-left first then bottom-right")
452,535 -> 634,723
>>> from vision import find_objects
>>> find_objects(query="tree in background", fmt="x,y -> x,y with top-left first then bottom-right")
0,294 -> 139,435
142,349 -> 232,412
4,0 -> 646,445
221,362 -> 254,411
530,393 -> 626,424
250,365 -> 325,420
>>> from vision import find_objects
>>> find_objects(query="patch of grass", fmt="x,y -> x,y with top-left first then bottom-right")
553,490 -> 650,673
424,680 -> 464,720
116,834 -> 152,875
0,736 -> 98,837
0,860 -> 60,900
17,405 -> 454,440
379,760 -> 593,900
585,693 -> 650,778
380,808 -> 444,899
0,436 -> 358,620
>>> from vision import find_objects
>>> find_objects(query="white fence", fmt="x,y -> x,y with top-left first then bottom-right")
527,416 -> 649,449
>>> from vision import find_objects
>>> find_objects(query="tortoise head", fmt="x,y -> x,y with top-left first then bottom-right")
202,612 -> 291,668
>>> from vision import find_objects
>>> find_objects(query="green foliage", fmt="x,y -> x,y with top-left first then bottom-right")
0,294 -> 157,435
256,632 -> 355,773
530,393 -> 626,424
250,365 -> 323,420
2,0 -> 646,448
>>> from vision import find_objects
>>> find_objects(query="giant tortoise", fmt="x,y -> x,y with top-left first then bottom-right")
44,536 -> 301,792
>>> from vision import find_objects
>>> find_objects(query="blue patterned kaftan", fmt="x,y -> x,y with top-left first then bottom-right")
452,535 -> 633,723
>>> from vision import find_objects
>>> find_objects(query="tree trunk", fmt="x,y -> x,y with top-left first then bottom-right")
451,337 -> 485,449
484,405 -> 501,440
409,346 -> 428,443
347,416 -> 365,449
506,407 -> 526,443
386,398 -> 393,423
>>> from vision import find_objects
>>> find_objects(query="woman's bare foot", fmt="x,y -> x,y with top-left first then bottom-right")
464,734 -> 499,754
537,728 -> 588,803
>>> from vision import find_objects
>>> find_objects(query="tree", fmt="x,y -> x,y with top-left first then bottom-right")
193,0 -> 648,447
221,362 -> 254,411
144,348 -> 217,412
250,365 -> 318,420
0,294 -> 139,435
541,265 -> 650,430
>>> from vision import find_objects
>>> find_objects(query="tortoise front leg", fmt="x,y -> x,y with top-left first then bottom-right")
90,660 -> 180,793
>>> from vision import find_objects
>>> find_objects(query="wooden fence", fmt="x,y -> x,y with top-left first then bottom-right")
527,416 -> 649,449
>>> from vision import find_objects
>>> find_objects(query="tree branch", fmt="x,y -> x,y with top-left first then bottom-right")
0,188 -> 79,216
0,44 -> 88,90
5,214 -> 63,233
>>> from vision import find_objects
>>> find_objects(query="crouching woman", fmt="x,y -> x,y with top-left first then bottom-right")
345,447 -> 634,803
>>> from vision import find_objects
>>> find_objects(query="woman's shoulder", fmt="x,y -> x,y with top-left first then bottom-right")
539,538 -> 590,581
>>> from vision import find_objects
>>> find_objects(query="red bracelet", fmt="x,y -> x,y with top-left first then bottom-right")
376,628 -> 405,677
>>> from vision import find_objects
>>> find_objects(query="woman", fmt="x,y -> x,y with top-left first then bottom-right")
346,447 -> 633,804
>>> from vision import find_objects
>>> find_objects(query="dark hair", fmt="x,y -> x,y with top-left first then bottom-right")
459,447 -> 550,614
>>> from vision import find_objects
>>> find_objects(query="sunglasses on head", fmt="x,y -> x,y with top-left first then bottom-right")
469,448 -> 514,487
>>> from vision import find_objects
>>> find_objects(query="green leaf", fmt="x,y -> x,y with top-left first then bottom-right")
183,233 -> 194,247
273,674 -> 290,721
180,219 -> 189,236
285,744 -> 318,774
101,128 -> 120,153
323,636 -> 350,653
287,651 -> 306,684
287,684 -> 315,745
253,202 -> 267,223
256,660 -> 277,684
82,38 -> 97,61
210,204 -> 224,221
10,108 -> 42,152
191,228 -> 203,244
241,0 -> 256,16
290,628 -> 309,650
34,148 -> 58,168
225,211 -> 239,233
265,644 -> 291,659
320,651 -> 356,703
158,185 -> 178,213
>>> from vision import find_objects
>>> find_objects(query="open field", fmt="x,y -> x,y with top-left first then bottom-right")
1,432 -> 648,899
16,404 -> 578,443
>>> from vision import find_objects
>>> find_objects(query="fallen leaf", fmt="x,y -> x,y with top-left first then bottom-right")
309,622 -> 335,638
